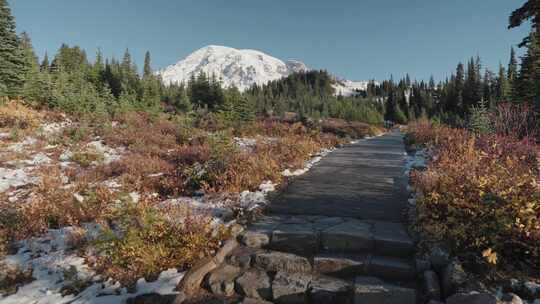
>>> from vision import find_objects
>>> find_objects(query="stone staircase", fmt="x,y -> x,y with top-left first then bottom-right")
199,213 -> 420,304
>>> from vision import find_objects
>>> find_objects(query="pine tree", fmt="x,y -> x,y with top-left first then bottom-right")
516,32 -> 540,104
0,0 -> 26,96
509,0 -> 540,46
497,63 -> 511,101
19,32 -> 45,104
40,52 -> 49,72
143,51 -> 152,79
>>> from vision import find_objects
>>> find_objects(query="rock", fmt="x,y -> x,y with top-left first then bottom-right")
423,270 -> 441,301
241,231 -> 271,249
372,221 -> 414,257
270,223 -> 318,257
176,257 -> 217,296
312,217 -> 345,231
503,278 -> 523,294
445,292 -> 497,304
320,220 -> 374,253
228,247 -> 254,269
240,298 -> 274,304
415,258 -> 431,273
440,261 -> 468,298
127,293 -> 177,304
426,301 -> 444,304
272,271 -> 311,304
366,256 -> 417,280
214,239 -> 239,263
206,264 -> 242,297
429,246 -> 450,271
523,281 -> 540,300
501,293 -> 524,304
235,269 -> 272,300
353,276 -> 416,304
309,276 -> 351,304
313,254 -> 367,278
254,251 -> 312,273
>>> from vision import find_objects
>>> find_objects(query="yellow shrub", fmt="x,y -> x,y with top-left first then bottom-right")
0,101 -> 41,131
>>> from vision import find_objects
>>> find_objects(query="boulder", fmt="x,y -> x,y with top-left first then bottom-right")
501,293 -> 524,304
320,220 -> 374,253
270,223 -> 318,257
429,246 -> 450,271
440,261 -> 468,298
205,264 -> 242,297
272,271 -> 311,304
235,269 -> 272,300
309,276 -> 351,304
446,292 -> 497,304
523,281 -> 540,300
127,293 -> 177,304
254,251 -> 311,273
313,254 -> 367,278
241,231 -> 271,249
240,298 -> 274,304
423,270 -> 441,301
354,276 -> 416,304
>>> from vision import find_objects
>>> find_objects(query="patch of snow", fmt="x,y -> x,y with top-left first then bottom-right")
282,148 -> 333,177
86,140 -> 122,165
6,137 -> 37,153
38,120 -> 72,137
23,153 -> 51,166
0,168 -> 38,193
0,132 -> 10,140
59,150 -> 72,162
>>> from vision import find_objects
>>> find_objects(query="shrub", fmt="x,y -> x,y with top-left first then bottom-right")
71,150 -> 104,167
0,100 -> 42,130
409,122 -> 540,271
92,197 -> 225,286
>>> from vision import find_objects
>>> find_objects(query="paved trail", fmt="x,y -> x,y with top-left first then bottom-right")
270,130 -> 409,222
181,130 -> 419,304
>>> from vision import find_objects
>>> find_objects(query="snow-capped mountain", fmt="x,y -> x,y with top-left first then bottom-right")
158,45 -> 308,91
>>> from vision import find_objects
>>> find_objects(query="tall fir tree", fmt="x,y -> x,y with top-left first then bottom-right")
143,51 -> 152,79
509,0 -> 540,46
40,52 -> 49,72
497,63 -> 511,101
0,0 -> 26,96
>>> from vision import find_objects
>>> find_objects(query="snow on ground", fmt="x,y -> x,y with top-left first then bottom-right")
282,148 -> 333,176
0,168 -> 38,193
0,226 -> 184,303
0,125 -> 340,304
86,140 -> 123,165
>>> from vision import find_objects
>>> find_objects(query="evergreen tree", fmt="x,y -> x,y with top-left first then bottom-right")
0,0 -> 26,96
497,63 -> 511,101
508,47 -> 518,96
516,32 -> 540,103
40,52 -> 50,72
20,32 -> 47,104
509,0 -> 540,46
143,51 -> 152,79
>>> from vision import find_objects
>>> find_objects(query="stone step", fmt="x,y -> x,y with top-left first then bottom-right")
354,276 -> 416,304
240,215 -> 415,259
314,253 -> 418,281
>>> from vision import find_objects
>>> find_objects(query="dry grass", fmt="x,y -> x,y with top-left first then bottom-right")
0,101 -> 42,132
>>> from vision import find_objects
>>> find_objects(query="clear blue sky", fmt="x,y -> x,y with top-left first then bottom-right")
9,0 -> 530,81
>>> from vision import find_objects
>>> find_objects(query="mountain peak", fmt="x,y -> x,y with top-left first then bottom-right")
158,46 -> 309,91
